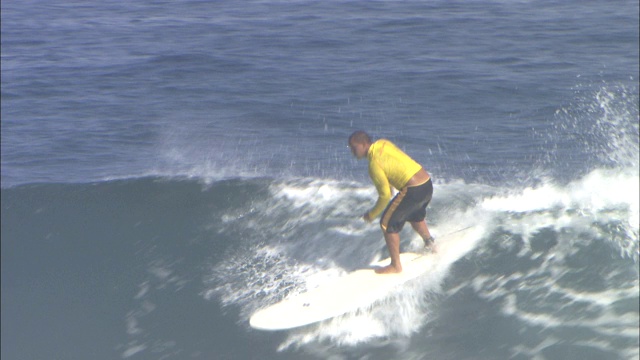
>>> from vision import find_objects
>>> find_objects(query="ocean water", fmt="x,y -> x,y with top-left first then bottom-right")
1,0 -> 638,359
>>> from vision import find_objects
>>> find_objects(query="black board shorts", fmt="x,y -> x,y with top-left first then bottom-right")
380,179 -> 433,233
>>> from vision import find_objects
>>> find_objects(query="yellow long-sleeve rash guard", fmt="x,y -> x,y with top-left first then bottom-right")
367,139 -> 423,219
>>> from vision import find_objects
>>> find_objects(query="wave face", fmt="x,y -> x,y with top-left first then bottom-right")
2,169 -> 637,359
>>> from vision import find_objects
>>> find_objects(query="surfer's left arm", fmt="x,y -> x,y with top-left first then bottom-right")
366,161 -> 391,221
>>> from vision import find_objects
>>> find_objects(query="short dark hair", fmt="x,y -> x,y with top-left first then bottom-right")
349,130 -> 372,144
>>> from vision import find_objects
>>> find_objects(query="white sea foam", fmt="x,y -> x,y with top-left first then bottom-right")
452,166 -> 640,359
205,165 -> 638,354
482,167 -> 639,261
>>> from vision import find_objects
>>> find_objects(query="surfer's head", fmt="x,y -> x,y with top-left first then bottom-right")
348,131 -> 371,159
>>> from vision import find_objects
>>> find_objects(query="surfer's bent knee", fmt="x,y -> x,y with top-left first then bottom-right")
380,221 -> 401,234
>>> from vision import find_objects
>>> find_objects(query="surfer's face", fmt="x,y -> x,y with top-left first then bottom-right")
349,140 -> 367,159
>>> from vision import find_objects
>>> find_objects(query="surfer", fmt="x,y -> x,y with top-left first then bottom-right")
348,131 -> 435,274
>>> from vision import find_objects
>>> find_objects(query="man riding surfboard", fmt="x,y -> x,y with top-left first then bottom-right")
348,131 -> 435,274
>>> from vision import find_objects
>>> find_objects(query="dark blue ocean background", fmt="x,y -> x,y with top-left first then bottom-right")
2,1 -> 638,359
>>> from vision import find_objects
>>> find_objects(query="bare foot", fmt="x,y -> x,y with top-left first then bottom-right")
424,237 -> 438,254
425,243 -> 438,254
375,264 -> 402,274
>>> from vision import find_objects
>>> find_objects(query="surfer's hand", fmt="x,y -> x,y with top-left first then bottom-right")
362,213 -> 373,223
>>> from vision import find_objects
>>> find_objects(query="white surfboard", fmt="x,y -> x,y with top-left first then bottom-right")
250,252 -> 433,331
249,226 -> 478,331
